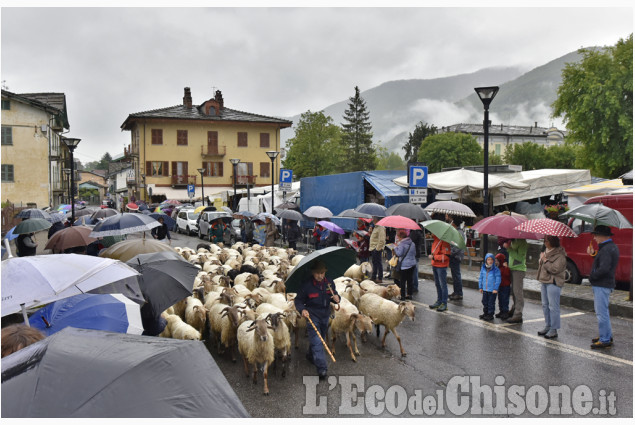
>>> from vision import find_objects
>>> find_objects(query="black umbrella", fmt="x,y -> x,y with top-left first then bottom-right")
1,327 -> 250,418
126,251 -> 199,318
276,201 -> 301,211
284,246 -> 357,293
337,208 -> 372,219
277,209 -> 304,221
385,203 -> 431,221
15,208 -> 52,220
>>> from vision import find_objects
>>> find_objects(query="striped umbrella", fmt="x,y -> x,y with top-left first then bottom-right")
514,219 -> 578,238
424,200 -> 476,218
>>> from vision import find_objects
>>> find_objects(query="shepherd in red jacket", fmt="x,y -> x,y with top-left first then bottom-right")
428,235 -> 451,312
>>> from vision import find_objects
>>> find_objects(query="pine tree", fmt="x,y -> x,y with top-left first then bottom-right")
341,86 -> 376,171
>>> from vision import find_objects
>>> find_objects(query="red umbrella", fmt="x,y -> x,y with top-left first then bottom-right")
126,202 -> 139,211
376,215 -> 420,230
471,214 -> 542,240
514,219 -> 578,238
164,199 -> 182,206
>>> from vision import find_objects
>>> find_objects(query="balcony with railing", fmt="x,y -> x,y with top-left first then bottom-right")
201,145 -> 227,157
172,174 -> 197,187
235,175 -> 257,186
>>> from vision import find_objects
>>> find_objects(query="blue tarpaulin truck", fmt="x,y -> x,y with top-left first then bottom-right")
299,170 -> 409,232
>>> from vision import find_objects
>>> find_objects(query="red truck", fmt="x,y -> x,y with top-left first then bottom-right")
561,193 -> 633,290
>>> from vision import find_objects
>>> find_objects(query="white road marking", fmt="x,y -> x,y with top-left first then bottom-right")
500,311 -> 586,325
410,300 -> 632,367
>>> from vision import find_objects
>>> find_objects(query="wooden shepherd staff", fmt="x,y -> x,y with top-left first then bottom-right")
306,314 -> 336,363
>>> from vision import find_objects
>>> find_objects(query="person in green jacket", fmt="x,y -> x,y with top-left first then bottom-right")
504,238 -> 528,323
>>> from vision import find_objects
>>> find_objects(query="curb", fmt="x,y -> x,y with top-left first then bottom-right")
418,269 -> 632,319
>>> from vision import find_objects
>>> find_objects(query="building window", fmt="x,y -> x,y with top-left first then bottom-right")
237,132 -> 248,147
171,161 -> 188,179
177,130 -> 188,146
146,161 -> 169,177
1,126 -> 12,145
1,164 -> 14,182
203,161 -> 223,177
260,133 -> 270,148
260,162 -> 270,178
495,144 -> 501,155
1,100 -> 10,110
151,129 -> 163,145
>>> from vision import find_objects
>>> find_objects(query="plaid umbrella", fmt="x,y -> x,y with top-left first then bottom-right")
16,209 -> 52,220
90,213 -> 161,237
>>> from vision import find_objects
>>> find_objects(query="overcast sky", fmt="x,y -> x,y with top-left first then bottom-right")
1,4 -> 632,164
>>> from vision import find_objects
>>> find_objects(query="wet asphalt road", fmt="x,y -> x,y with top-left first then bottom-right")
171,232 -> 633,418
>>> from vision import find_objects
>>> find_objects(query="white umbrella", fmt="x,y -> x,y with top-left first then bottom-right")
89,212 -> 161,237
1,254 -> 141,319
424,200 -> 476,218
303,205 -> 333,218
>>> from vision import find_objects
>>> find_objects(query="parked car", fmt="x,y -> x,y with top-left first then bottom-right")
198,211 -> 233,243
561,193 -> 632,290
176,209 -> 200,236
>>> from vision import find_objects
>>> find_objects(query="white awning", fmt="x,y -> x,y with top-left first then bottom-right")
147,185 -> 233,202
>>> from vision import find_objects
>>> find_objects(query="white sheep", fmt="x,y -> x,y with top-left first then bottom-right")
237,319 -> 275,395
329,297 -> 373,362
185,296 -> 207,335
344,262 -> 373,282
335,279 -> 366,307
358,293 -> 415,357
170,315 -> 202,340
360,280 -> 401,300
258,311 -> 291,377
234,272 -> 260,291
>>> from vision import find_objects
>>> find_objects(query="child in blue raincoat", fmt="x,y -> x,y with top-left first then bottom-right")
478,253 -> 501,321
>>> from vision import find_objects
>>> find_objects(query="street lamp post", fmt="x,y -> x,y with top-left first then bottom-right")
474,86 -> 499,255
197,168 -> 206,207
140,173 -> 146,202
63,168 -> 71,204
230,158 -> 240,212
62,137 -> 81,226
265,151 -> 280,214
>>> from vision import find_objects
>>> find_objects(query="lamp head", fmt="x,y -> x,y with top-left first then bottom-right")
230,158 -> 240,165
62,137 -> 81,151
474,86 -> 499,109
197,168 -> 205,175
266,151 -> 280,160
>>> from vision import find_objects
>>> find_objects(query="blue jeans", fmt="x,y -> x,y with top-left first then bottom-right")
482,291 -> 497,315
541,283 -> 562,330
371,250 -> 383,281
306,315 -> 329,374
433,267 -> 448,304
411,258 -> 419,291
449,256 -> 462,296
497,286 -> 510,313
592,286 -> 613,343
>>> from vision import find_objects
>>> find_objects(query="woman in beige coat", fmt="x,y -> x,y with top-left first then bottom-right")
536,235 -> 567,339
264,217 -> 277,247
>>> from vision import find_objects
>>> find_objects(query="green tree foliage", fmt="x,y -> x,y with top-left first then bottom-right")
83,153 -> 112,171
341,86 -> 376,171
503,142 -> 548,170
402,121 -> 437,163
375,145 -> 405,170
417,133 -> 482,173
543,144 -> 582,169
283,110 -> 343,178
552,34 -> 633,178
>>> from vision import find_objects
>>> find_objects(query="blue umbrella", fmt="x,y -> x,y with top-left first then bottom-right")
149,213 -> 176,229
256,212 -> 280,225
47,212 -> 66,224
140,209 -> 151,215
74,216 -> 98,226
3,226 -> 19,241
30,293 -> 143,336
354,202 -> 387,217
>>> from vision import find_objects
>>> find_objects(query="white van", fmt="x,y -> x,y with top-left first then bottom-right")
176,209 -> 200,235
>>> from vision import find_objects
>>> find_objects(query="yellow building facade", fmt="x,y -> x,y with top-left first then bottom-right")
1,90 -> 69,208
121,88 -> 292,203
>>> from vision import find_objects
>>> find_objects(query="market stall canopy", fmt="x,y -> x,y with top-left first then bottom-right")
393,168 -> 528,192
563,178 -> 632,208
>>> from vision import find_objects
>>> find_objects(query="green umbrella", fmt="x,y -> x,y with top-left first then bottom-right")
13,218 -> 52,235
560,203 -> 632,229
284,247 -> 356,293
421,219 -> 466,249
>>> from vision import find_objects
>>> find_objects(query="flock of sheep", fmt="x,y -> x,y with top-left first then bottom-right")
159,242 -> 416,395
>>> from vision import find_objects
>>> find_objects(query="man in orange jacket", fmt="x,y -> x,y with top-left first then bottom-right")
428,235 -> 452,312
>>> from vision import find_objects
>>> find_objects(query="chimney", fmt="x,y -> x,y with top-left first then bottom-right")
535,122 -> 538,128
183,87 -> 192,109
214,90 -> 224,109
500,123 -> 503,131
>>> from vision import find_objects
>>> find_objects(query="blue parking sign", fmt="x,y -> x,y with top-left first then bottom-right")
187,184 -> 195,197
409,166 -> 428,188
280,169 -> 292,191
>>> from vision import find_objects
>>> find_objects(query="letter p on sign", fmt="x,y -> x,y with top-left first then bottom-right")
409,166 -> 428,188
281,169 -> 292,182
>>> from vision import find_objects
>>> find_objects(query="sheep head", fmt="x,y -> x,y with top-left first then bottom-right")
398,301 -> 416,321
